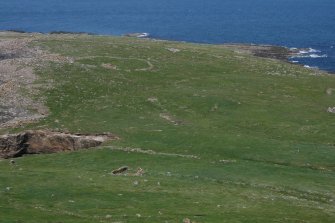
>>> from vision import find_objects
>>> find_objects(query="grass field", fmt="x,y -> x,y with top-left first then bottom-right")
1,33 -> 335,222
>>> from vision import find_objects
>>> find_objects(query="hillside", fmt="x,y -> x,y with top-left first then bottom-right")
0,32 -> 334,223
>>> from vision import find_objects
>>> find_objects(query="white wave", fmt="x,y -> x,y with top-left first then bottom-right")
291,49 -> 327,58
290,54 -> 311,58
291,60 -> 299,63
309,54 -> 327,58
299,50 -> 309,54
137,33 -> 150,38
297,48 -> 321,55
304,65 -> 318,69
307,48 -> 321,53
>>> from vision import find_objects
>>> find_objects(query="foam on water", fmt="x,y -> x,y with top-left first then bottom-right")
298,48 -> 321,55
299,50 -> 309,54
288,46 -> 331,69
304,65 -> 318,69
291,48 -> 328,59
137,33 -> 150,38
307,48 -> 321,53
309,54 -> 327,58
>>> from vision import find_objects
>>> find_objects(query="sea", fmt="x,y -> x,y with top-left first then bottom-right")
1,0 -> 334,72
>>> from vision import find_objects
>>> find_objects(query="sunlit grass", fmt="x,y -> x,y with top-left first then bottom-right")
1,34 -> 334,222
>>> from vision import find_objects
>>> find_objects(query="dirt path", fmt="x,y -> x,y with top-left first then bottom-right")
78,55 -> 155,72
103,146 -> 200,159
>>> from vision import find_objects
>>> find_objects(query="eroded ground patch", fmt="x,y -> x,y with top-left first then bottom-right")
0,32 -> 72,129
0,130 -> 118,158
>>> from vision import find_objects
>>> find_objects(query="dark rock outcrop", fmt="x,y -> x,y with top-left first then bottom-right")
222,44 -> 302,62
0,130 -> 118,158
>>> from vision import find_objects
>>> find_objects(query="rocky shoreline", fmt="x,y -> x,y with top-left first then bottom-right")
222,44 -> 305,63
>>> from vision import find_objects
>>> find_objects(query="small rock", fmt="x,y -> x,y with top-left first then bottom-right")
183,218 -> 191,223
219,159 -> 237,164
167,48 -> 181,53
147,97 -> 158,103
327,107 -> 335,113
111,166 -> 128,175
105,214 -> 112,219
326,88 -> 333,95
134,167 -> 144,176
102,63 -> 117,70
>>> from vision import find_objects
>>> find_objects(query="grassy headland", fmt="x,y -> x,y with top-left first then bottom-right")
0,32 -> 334,222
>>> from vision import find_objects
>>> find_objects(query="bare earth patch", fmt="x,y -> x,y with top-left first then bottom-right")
0,32 -> 72,129
160,113 -> 184,125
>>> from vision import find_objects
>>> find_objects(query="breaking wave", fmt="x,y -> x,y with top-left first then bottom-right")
290,47 -> 327,59
309,54 -> 328,58
304,65 -> 319,69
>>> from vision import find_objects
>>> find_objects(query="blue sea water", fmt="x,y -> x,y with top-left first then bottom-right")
1,0 -> 334,72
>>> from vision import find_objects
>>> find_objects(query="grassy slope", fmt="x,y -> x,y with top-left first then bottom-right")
1,34 -> 335,222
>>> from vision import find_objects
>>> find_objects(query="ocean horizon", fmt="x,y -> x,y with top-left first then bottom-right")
1,0 -> 334,72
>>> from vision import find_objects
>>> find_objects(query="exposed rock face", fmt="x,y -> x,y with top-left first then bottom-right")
0,130 -> 118,158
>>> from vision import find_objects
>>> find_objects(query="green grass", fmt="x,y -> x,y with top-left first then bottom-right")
1,34 -> 335,222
